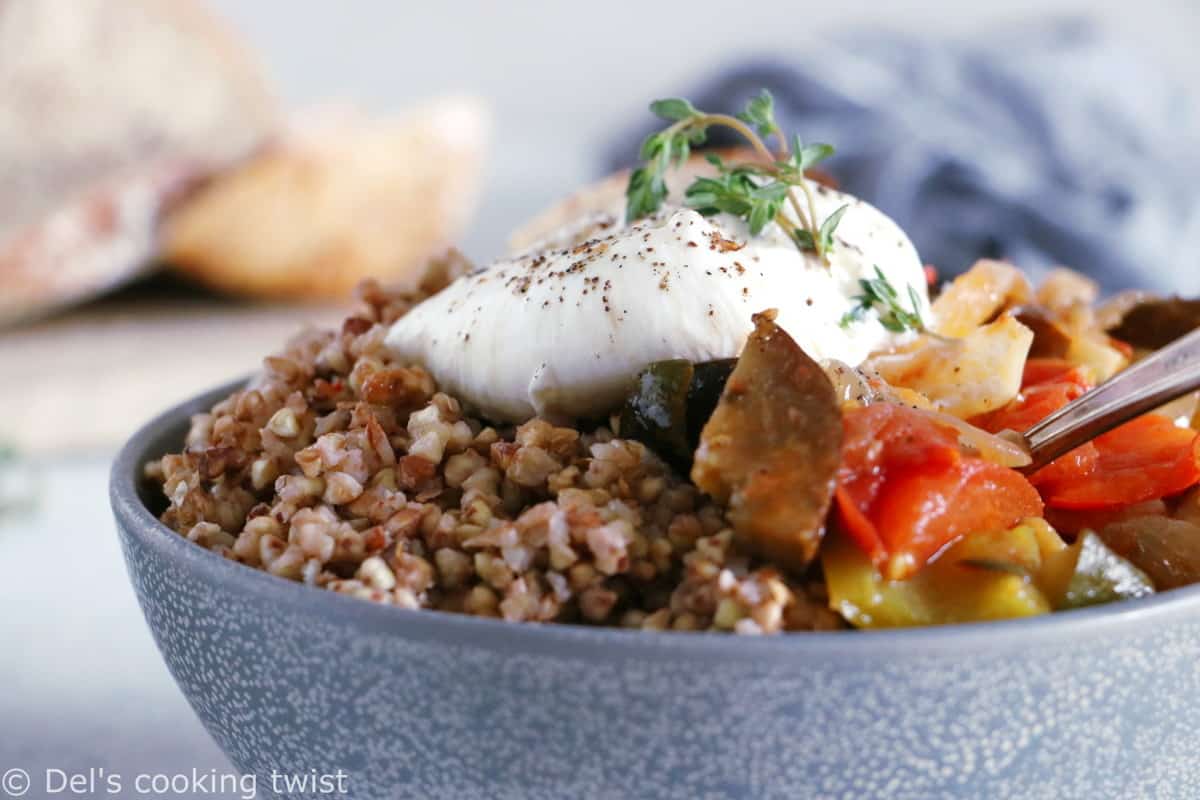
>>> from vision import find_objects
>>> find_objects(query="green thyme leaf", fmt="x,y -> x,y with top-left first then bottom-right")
668,137 -> 690,169
684,171 -> 788,236
639,131 -> 664,161
650,97 -> 701,122
683,176 -> 736,215
626,99 -> 713,220
906,284 -> 925,324
839,304 -> 866,325
686,173 -> 749,216
626,166 -> 668,221
818,203 -> 850,253
748,183 -> 788,234
795,140 -> 835,171
839,266 -> 926,333
775,137 -> 835,178
737,89 -> 778,137
793,228 -> 816,251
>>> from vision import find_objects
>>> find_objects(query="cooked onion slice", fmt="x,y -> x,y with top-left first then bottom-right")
915,406 -> 1033,468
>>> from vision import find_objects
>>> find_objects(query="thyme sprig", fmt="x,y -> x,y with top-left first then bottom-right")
626,90 -> 846,260
839,266 -> 927,333
683,155 -> 789,235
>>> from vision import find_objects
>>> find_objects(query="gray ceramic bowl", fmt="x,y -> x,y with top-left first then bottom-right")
111,380 -> 1200,800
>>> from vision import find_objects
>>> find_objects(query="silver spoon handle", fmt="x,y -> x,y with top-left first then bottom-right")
1023,326 -> 1200,472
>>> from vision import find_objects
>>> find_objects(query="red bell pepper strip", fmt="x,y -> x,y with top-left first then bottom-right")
973,358 -> 1093,435
1031,415 -> 1200,510
974,358 -> 1200,511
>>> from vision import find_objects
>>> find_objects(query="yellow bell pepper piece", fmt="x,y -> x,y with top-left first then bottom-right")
823,517 -> 1156,628
823,529 -> 1052,629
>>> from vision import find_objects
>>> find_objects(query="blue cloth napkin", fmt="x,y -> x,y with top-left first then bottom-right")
611,21 -> 1200,295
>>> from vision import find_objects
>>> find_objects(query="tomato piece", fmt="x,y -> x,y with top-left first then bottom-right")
1108,336 -> 1134,359
975,381 -> 1086,434
836,404 -> 1045,580
1032,415 -> 1200,510
834,486 -> 884,566
973,358 -> 1093,434
1030,442 -> 1099,490
871,459 -> 1045,579
1020,358 -> 1092,389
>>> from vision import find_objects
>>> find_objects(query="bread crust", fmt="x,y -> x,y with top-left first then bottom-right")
161,98 -> 490,300
0,161 -> 201,325
0,0 -> 278,323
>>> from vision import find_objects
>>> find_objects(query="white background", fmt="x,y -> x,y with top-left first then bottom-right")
208,0 -> 1200,259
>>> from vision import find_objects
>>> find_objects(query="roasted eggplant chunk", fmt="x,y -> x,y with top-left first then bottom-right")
1013,306 -> 1072,359
691,311 -> 842,572
1107,296 -> 1200,350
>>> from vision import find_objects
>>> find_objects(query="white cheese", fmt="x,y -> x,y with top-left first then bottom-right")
386,186 -> 928,422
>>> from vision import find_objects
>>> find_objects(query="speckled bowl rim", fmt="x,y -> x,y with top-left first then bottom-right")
111,378 -> 1200,664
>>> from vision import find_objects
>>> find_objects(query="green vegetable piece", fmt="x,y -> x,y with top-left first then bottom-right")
1061,532 -> 1156,610
620,359 -> 737,473
685,359 -> 737,438
620,360 -> 695,470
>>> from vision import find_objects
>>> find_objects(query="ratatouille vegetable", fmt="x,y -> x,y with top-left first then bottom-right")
615,262 -> 1200,630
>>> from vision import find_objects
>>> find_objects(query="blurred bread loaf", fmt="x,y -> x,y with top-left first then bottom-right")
0,0 -> 278,324
160,97 -> 490,300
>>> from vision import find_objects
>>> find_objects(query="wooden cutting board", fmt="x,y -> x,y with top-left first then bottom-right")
0,279 -> 346,455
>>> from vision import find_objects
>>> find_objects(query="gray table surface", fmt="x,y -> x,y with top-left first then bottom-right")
0,457 -> 238,797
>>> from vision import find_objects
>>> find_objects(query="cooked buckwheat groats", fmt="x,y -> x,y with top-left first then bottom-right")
147,259 -> 843,634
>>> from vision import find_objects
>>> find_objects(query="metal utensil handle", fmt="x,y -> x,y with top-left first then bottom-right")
1023,326 -> 1200,471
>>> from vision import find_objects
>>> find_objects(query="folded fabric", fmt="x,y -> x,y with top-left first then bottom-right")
610,20 -> 1200,295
